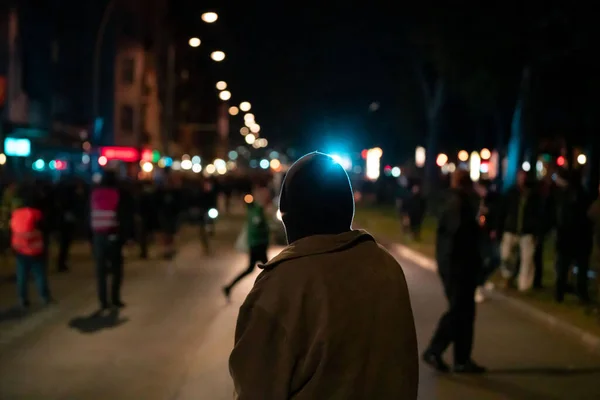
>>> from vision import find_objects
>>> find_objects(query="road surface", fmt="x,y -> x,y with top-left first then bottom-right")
1,222 -> 600,399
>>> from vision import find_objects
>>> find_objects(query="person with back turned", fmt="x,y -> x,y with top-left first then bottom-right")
423,169 -> 486,373
11,184 -> 53,309
229,152 -> 418,400
90,170 -> 133,311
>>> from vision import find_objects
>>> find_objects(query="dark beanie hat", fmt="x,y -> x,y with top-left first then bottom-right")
279,152 -> 355,244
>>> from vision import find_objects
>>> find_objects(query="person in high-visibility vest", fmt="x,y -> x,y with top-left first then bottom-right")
90,170 -> 134,311
10,186 -> 52,308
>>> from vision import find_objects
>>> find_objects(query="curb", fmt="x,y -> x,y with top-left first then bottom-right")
390,242 -> 600,353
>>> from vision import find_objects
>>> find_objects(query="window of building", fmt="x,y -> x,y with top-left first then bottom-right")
120,105 -> 134,132
121,58 -> 135,84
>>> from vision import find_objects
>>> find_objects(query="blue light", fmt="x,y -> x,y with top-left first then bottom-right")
82,154 -> 91,164
33,159 -> 45,171
192,156 -> 201,164
164,157 -> 173,167
259,159 -> 270,169
391,167 -> 401,177
228,150 -> 238,160
250,159 -> 258,168
4,138 -> 31,157
49,160 -> 56,170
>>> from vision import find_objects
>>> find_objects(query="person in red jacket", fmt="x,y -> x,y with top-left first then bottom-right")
90,170 -> 133,311
10,185 -> 52,309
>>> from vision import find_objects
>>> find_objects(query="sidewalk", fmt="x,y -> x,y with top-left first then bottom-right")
354,205 -> 600,350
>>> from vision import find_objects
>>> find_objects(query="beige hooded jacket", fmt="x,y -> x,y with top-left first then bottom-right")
229,230 -> 418,400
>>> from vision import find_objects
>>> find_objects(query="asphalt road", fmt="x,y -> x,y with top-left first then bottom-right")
1,222 -> 600,399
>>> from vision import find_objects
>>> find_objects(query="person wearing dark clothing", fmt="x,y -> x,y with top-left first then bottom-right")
156,179 -> 181,259
554,171 -> 593,303
229,152 -> 418,398
223,186 -> 270,297
11,185 -> 53,308
474,180 -> 501,302
90,171 -> 134,310
533,177 -> 555,289
402,184 -> 427,240
498,170 -> 541,291
424,170 -> 485,374
137,181 -> 157,259
202,179 -> 218,236
55,181 -> 81,272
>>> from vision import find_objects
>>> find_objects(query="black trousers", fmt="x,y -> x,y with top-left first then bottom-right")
555,250 -> 590,303
92,235 -> 124,307
227,244 -> 268,290
427,272 -> 477,365
57,223 -> 74,270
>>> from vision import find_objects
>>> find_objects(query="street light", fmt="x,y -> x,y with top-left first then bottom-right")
229,106 -> 239,116
577,154 -> 587,165
240,127 -> 249,135
219,90 -> 231,101
211,51 -> 225,62
188,37 -> 201,47
216,81 -> 227,90
245,134 -> 256,144
244,113 -> 255,122
250,124 -> 260,133
458,150 -> 469,162
201,12 -> 218,23
240,102 -> 251,112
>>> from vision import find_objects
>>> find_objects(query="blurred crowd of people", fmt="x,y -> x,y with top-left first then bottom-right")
0,171 -> 254,312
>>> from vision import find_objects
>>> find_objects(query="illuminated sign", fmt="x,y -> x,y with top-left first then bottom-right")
4,138 -> 31,157
100,146 -> 140,162
366,148 -> 383,181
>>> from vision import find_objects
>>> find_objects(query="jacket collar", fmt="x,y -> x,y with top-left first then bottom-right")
260,229 -> 375,270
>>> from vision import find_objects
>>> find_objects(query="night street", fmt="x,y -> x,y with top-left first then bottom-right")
0,218 -> 598,399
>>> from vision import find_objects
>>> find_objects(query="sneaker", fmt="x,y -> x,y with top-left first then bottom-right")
422,351 -> 450,372
454,360 -> 487,374
475,287 -> 486,303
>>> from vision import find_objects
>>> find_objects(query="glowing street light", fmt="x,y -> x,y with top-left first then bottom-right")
480,148 -> 491,160
201,12 -> 218,23
240,101 -> 251,112
244,113 -> 255,122
250,124 -> 260,133
415,146 -> 425,167
470,151 -> 481,181
188,37 -> 201,48
240,127 -> 249,135
577,154 -> 587,165
219,90 -> 231,101
142,162 -> 154,172
436,153 -> 448,167
216,81 -> 227,90
245,134 -> 256,144
211,51 -> 225,62
458,150 -> 469,162
229,106 -> 239,116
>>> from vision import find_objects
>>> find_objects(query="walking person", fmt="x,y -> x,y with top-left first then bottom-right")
229,153 -> 418,399
423,170 -> 485,373
10,184 -> 53,309
498,170 -> 541,291
223,186 -> 270,299
554,170 -> 593,303
90,171 -> 134,311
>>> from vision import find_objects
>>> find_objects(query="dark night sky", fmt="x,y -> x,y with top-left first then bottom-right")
170,2 -> 599,162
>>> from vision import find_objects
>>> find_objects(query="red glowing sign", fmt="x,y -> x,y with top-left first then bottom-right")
100,146 -> 140,162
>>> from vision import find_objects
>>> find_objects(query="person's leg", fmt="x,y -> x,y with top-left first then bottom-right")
533,234 -> 545,288
93,236 -> 109,308
518,234 -> 536,291
576,253 -> 590,303
15,255 -> 30,307
224,246 -> 260,293
453,283 -> 477,366
424,275 -> 456,370
499,232 -> 517,279
30,257 -> 51,303
554,251 -> 570,303
57,224 -> 73,271
110,240 -> 125,306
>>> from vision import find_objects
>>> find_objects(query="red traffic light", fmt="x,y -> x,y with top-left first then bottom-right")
557,156 -> 565,166
54,160 -> 67,170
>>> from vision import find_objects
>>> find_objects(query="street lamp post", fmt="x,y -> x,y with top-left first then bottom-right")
92,0 -> 116,145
